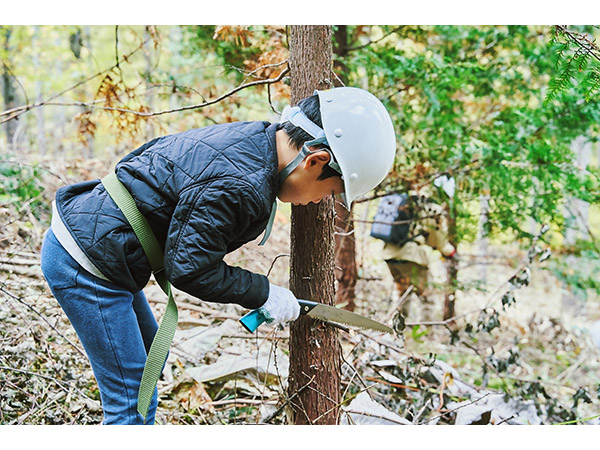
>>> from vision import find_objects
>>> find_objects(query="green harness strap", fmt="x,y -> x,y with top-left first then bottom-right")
101,171 -> 178,423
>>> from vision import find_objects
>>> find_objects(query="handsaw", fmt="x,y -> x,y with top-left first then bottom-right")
240,299 -> 394,334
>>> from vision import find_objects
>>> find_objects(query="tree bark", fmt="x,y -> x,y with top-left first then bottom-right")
334,202 -> 357,311
332,25 -> 358,311
287,25 -> 341,425
33,26 -> 46,157
477,193 -> 490,284
444,198 -> 458,321
1,26 -> 18,150
143,26 -> 155,141
53,32 -> 67,157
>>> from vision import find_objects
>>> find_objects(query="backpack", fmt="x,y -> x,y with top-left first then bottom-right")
370,193 -> 414,245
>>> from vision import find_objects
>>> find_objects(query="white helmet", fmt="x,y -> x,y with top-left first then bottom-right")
279,87 -> 396,209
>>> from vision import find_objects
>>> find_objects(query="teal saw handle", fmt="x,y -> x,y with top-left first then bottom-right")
240,300 -> 316,333
240,309 -> 269,333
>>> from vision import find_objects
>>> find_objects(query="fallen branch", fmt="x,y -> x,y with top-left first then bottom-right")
262,375 -> 315,424
418,392 -> 494,425
312,382 -> 379,424
364,376 -> 421,392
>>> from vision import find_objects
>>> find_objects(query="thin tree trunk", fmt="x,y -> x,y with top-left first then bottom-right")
562,136 -> 592,314
477,193 -> 490,283
1,26 -> 18,151
287,25 -> 341,425
82,26 -> 94,157
54,32 -> 67,157
168,26 -> 182,112
332,25 -> 358,311
334,202 -> 357,311
143,26 -> 155,141
444,198 -> 458,321
33,26 -> 46,157
564,136 -> 591,246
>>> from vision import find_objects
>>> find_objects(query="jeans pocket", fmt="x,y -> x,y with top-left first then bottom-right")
46,264 -> 79,290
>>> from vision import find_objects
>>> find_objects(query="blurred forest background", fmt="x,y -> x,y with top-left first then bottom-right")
1,25 -> 599,425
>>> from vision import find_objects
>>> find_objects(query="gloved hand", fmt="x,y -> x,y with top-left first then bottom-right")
258,284 -> 301,325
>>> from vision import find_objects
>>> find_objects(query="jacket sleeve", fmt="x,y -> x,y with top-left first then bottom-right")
164,177 -> 270,309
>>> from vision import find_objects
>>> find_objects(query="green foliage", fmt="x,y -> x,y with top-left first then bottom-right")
187,26 -> 264,80
0,160 -> 48,220
549,247 -> 600,300
477,308 -> 501,333
335,25 -> 600,297
547,26 -> 600,103
487,345 -> 520,373
336,25 -> 599,236
409,324 -> 428,343
572,387 -> 593,408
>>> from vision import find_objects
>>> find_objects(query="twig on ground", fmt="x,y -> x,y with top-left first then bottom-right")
0,282 -> 86,357
262,375 -> 315,424
0,364 -> 99,404
418,392 -> 494,424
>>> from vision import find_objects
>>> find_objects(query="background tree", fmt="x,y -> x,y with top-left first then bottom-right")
1,26 -> 19,149
332,25 -> 358,311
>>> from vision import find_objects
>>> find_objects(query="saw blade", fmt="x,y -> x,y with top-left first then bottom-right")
307,304 -> 394,334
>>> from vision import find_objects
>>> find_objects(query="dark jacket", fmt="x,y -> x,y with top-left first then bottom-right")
54,121 -> 279,309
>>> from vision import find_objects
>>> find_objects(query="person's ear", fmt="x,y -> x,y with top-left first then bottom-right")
303,150 -> 331,169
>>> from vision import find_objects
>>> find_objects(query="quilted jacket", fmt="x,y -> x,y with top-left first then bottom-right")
54,121 -> 279,309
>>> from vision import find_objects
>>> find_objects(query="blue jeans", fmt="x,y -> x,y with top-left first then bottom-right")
41,228 -> 158,424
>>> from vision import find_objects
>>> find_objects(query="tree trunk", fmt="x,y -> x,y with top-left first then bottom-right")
287,25 -> 341,425
563,136 -> 591,246
1,26 -> 18,150
54,32 -> 67,157
168,26 -> 183,112
143,26 -> 155,141
332,25 -> 358,311
334,202 -> 357,311
477,193 -> 490,283
69,26 -> 95,158
561,136 -> 592,315
443,198 -> 458,321
33,26 -> 46,157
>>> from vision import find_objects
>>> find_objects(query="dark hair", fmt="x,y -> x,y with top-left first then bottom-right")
277,94 -> 341,181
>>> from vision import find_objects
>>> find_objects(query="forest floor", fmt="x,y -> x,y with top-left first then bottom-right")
1,155 -> 599,425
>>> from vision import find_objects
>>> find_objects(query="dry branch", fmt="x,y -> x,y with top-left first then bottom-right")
0,36 -> 152,125
1,65 -> 290,126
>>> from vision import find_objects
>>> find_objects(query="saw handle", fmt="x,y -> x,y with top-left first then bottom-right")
240,299 -> 318,333
239,309 -> 268,333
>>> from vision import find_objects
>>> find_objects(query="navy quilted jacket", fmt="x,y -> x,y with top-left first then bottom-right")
54,121 -> 279,309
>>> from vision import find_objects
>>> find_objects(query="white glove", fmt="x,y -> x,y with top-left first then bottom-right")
259,284 -> 301,325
